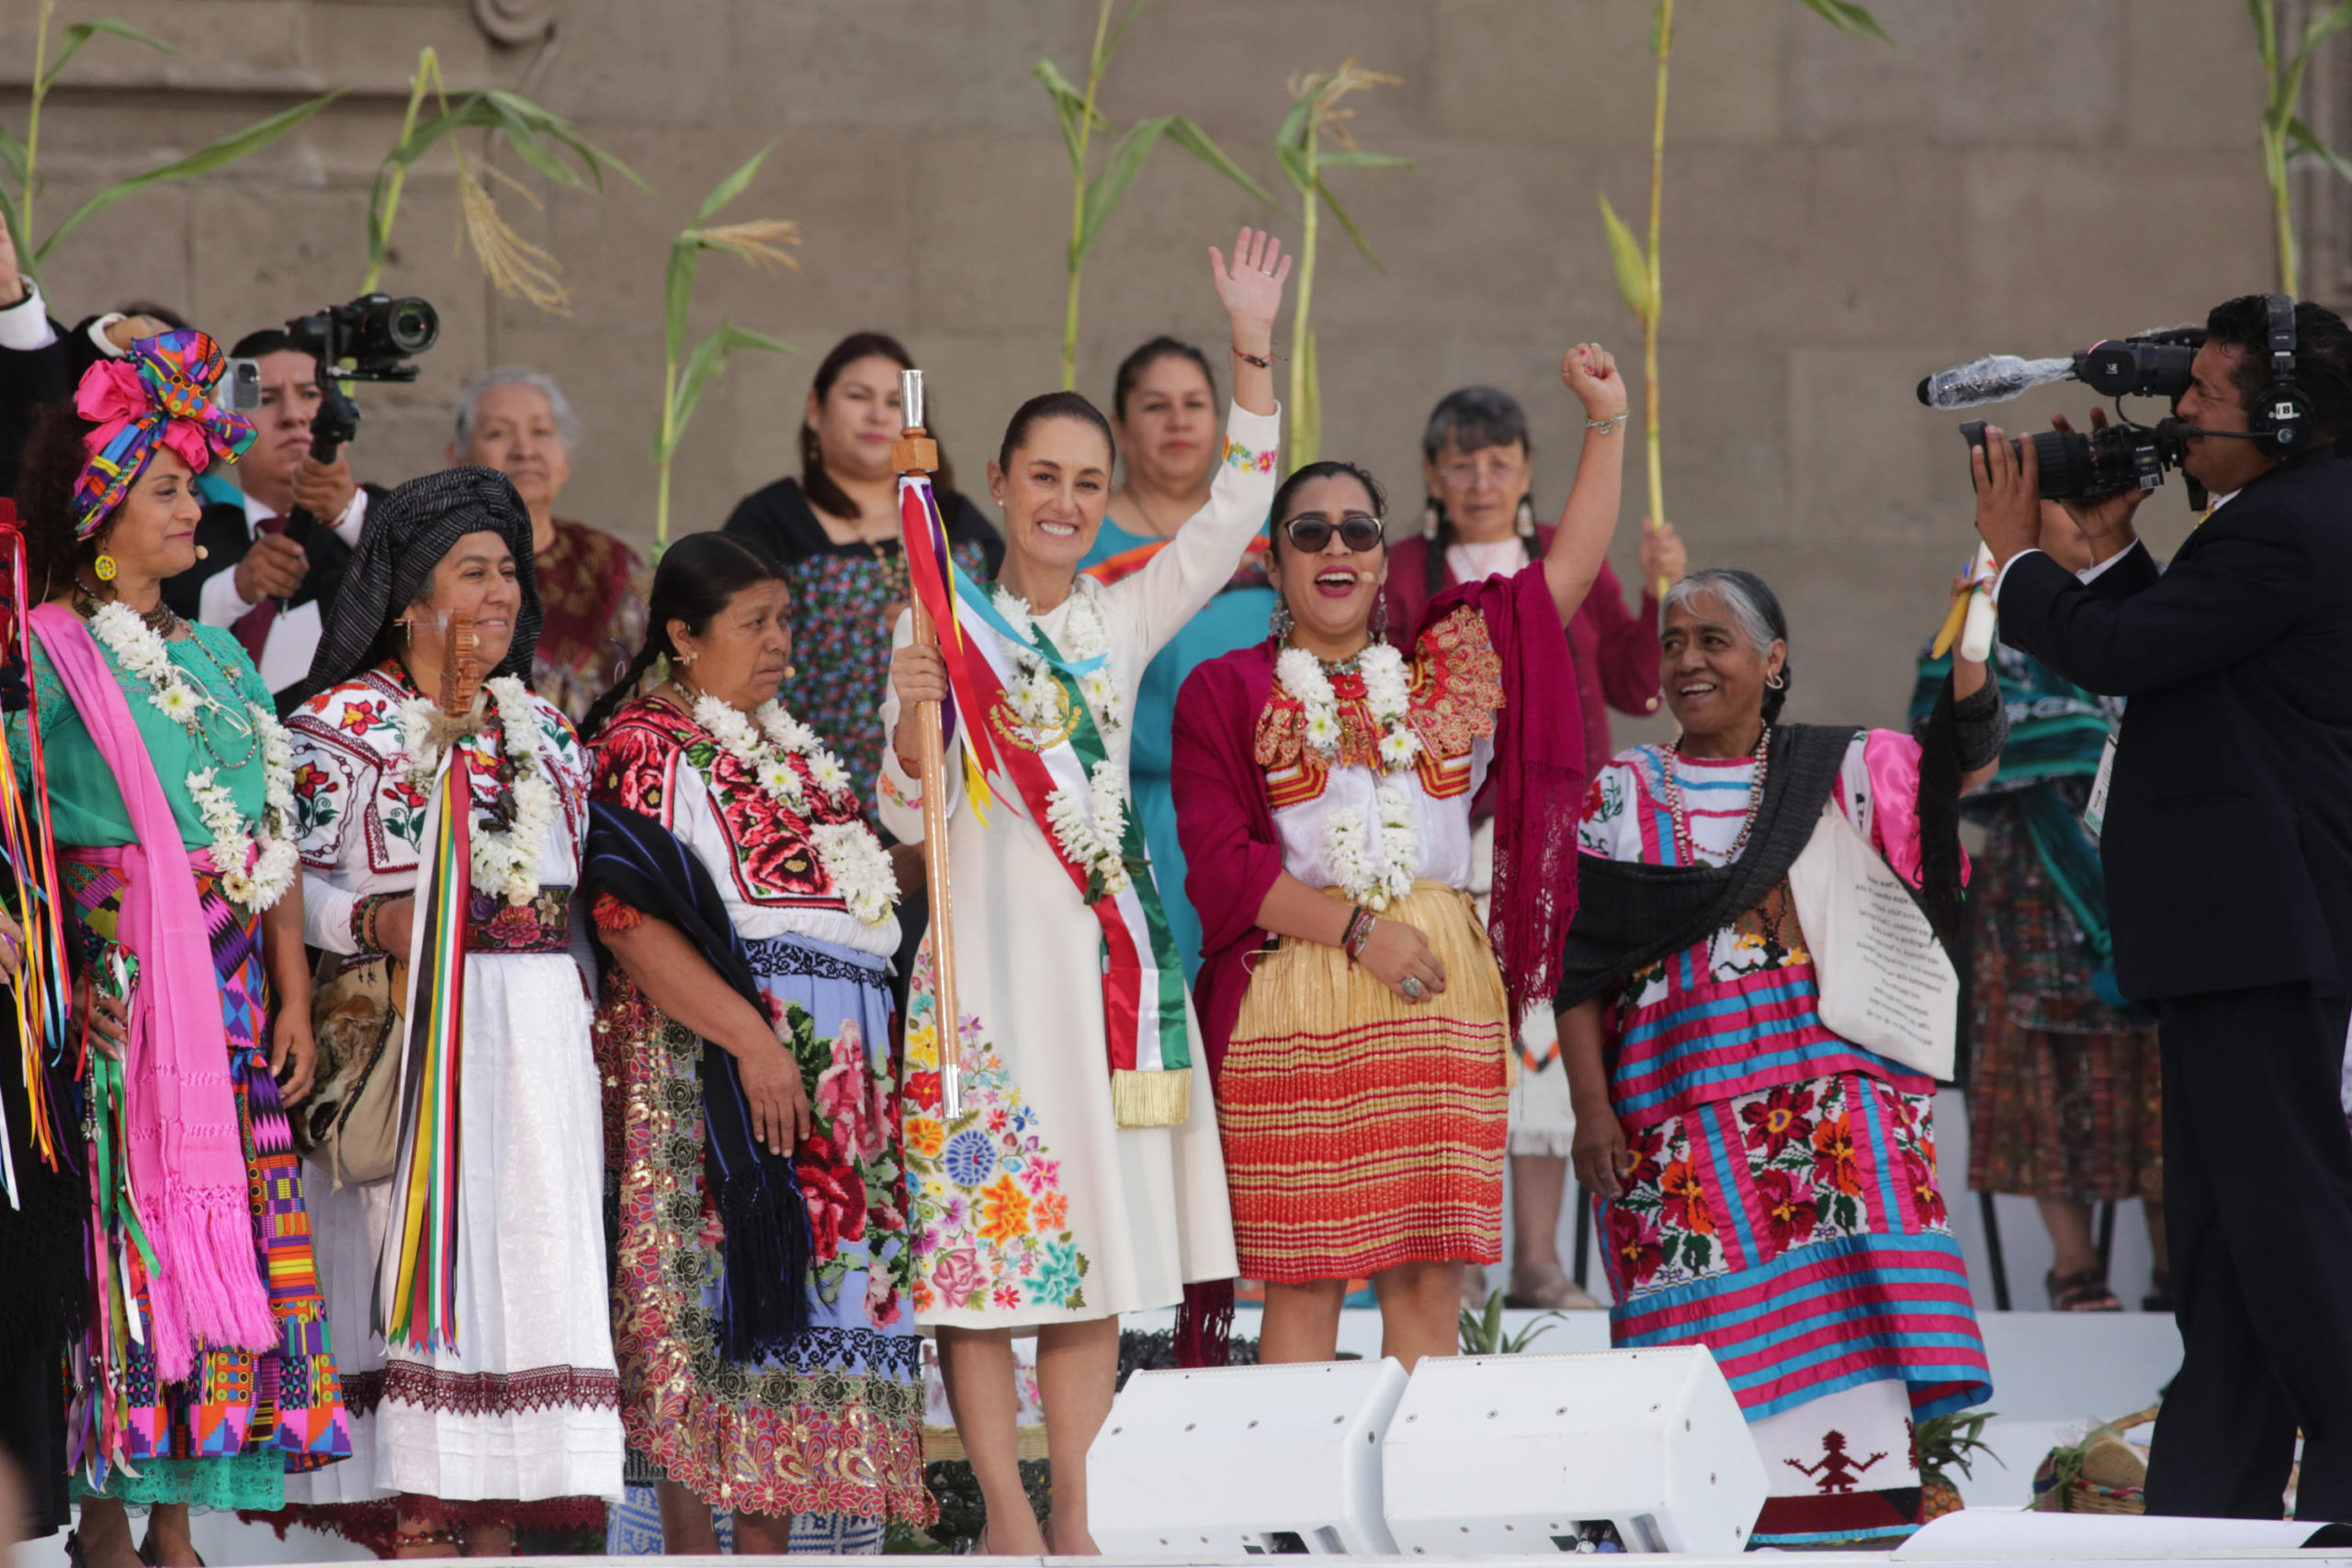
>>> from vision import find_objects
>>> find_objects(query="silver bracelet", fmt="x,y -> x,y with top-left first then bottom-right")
1585,413 -> 1630,434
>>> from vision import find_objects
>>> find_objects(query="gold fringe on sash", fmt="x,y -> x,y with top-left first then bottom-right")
1112,1067 -> 1193,1129
1235,881 -> 1515,1087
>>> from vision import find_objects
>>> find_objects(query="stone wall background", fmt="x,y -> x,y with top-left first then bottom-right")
1,0 -> 2309,734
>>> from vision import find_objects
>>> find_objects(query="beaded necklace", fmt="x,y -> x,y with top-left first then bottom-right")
1659,726 -> 1772,866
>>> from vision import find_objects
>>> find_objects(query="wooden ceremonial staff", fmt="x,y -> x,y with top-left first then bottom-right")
893,369 -> 962,1119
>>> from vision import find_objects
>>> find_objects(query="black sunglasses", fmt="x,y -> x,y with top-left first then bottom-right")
1282,513 -> 1385,554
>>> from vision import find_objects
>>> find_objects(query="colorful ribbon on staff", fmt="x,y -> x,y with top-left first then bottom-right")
0,503 -> 72,1210
380,745 -> 471,1354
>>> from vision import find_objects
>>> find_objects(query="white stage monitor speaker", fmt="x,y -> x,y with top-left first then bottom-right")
1381,1346 -> 1766,1555
1089,1358 -> 1411,1556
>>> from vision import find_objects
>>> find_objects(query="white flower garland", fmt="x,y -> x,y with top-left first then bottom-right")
1325,781 -> 1419,909
1045,759 -> 1133,902
87,601 -> 298,911
397,675 -> 560,906
692,694 -> 899,927
1276,641 -> 1421,773
994,584 -> 1123,736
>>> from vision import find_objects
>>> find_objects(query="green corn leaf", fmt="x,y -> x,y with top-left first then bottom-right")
1314,175 -> 1380,266
1318,149 -> 1413,169
1165,116 -> 1278,207
1035,58 -> 1102,170
1273,139 -> 1314,197
1797,0 -> 1891,43
38,92 -> 340,264
41,17 -> 174,92
2290,115 -> 2352,187
1650,0 -> 1670,58
2249,0 -> 2281,73
481,96 -> 595,192
1274,96 -> 1317,159
2303,0 -> 2352,54
0,125 -> 26,189
481,91 -> 653,195
1101,0 -> 1149,67
663,235 -> 703,368
667,320 -> 797,454
1078,117 -> 1173,260
1599,190 -> 1654,323
695,142 -> 775,222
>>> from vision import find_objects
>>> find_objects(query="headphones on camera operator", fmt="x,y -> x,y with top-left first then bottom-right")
2239,293 -> 2316,457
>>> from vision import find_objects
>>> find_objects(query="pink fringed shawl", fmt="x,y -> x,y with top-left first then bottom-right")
1175,562 -> 1587,1065
32,604 -> 277,1380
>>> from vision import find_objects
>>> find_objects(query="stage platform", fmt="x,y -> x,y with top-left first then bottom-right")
25,1307 -> 2188,1567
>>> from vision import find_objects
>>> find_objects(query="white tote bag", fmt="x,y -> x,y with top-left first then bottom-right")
1783,799 -> 1959,1081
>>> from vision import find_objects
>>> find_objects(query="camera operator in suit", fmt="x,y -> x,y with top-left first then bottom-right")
1974,295 -> 2352,1523
160,327 -> 384,711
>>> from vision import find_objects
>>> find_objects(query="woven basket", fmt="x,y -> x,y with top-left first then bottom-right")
2031,1407 -> 2155,1516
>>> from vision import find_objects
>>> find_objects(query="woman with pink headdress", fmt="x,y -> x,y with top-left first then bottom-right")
9,333 -> 347,1567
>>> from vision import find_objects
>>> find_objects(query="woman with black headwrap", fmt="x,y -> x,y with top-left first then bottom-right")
274,468 -> 620,1555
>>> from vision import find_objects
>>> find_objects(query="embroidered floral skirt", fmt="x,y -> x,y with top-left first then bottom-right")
64,861 -> 350,1511
1217,883 -> 1510,1283
275,946 -> 621,1538
1598,1068 -> 1993,1545
595,930 -> 929,1526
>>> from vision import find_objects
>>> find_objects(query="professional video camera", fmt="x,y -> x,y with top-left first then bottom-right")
1918,327 -> 2208,504
280,292 -> 440,483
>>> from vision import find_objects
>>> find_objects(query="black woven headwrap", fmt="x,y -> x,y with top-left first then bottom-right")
291,466 -> 542,707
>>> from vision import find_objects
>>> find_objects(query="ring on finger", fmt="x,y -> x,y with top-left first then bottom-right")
1401,976 -> 1425,1001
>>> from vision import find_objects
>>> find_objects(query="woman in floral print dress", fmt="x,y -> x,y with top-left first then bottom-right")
581,533 -> 927,1554
1558,569 -> 1999,1551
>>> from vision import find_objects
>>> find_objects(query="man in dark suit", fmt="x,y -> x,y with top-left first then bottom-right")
163,328 -> 382,713
1975,296 -> 2352,1522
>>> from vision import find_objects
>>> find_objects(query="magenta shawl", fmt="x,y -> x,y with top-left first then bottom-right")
32,604 -> 277,1380
1173,563 -> 1588,1068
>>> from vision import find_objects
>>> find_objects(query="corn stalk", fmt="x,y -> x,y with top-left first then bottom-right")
1275,61 -> 1408,468
0,0 -> 337,286
651,144 -> 801,557
1038,0 -> 1274,390
2249,0 -> 2352,296
365,47 -> 650,314
1599,0 -> 1884,594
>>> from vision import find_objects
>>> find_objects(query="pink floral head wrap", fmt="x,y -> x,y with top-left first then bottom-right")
71,329 -> 256,540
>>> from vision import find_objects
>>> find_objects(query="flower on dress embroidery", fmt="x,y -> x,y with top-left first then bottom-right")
1755,1167 -> 1819,1254
976,1175 -> 1032,1245
1608,1206 -> 1667,1290
932,1247 -> 988,1310
904,1117 -> 944,1158
335,699 -> 385,735
1900,1144 -> 1947,1227
1032,1190 -> 1069,1231
1030,1241 -> 1085,1308
942,1130 -> 999,1188
1625,1121 -> 1668,1192
795,1131 -> 867,1263
1811,1112 -> 1863,1197
816,1021 -> 884,1161
1658,1159 -> 1715,1235
1741,1085 -> 1818,1158
905,1070 -> 943,1114
991,1284 -> 1023,1312
1020,1156 -> 1062,1196
865,1277 -> 903,1329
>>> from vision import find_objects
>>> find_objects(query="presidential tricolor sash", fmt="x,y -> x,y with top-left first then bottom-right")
897,473 -> 1193,1126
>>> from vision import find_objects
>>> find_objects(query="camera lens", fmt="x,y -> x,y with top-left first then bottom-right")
383,297 -> 439,355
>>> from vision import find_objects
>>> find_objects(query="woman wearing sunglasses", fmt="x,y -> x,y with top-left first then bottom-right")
1170,344 -> 1627,1369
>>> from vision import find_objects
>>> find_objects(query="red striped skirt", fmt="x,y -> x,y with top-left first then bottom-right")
1216,883 -> 1510,1283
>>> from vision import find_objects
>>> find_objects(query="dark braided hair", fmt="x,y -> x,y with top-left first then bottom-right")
1419,386 -> 1536,600
800,332 -> 959,517
579,532 -> 788,742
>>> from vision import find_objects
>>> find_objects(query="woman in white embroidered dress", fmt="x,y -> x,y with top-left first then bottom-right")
879,228 -> 1288,1553
277,469 -> 621,1556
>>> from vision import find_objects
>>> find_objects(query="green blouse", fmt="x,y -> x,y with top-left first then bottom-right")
6,620 -> 277,850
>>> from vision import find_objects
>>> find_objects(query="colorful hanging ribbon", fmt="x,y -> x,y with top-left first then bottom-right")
379,744 -> 471,1354
0,506 -> 71,1209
